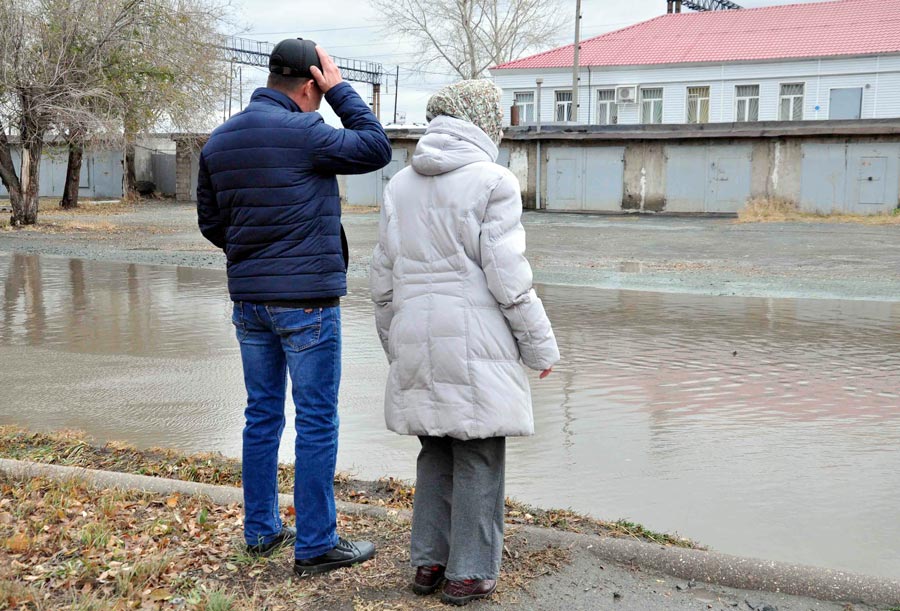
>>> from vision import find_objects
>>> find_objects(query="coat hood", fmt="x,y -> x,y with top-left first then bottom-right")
411,115 -> 499,176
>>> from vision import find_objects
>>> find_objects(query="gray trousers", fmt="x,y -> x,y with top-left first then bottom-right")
410,436 -> 506,581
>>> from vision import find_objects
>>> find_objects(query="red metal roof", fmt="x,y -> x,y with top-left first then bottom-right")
493,0 -> 900,70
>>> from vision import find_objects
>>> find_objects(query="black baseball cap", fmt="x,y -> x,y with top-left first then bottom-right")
268,38 -> 322,79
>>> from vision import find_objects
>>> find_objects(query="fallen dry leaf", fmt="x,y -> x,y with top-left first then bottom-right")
148,587 -> 172,601
6,533 -> 30,553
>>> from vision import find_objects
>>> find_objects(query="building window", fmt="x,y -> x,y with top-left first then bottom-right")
779,83 -> 804,121
640,87 -> 663,124
735,85 -> 760,122
555,90 -> 573,122
596,89 -> 618,125
513,91 -> 535,124
686,86 -> 710,123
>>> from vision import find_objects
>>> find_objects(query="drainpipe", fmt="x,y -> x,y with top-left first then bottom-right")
535,78 -> 543,211
587,66 -> 593,124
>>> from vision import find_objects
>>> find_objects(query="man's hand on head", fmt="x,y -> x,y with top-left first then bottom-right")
310,46 -> 343,94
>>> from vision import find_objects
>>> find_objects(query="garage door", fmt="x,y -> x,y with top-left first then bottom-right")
665,144 -> 752,213
546,147 -> 624,212
800,143 -> 899,214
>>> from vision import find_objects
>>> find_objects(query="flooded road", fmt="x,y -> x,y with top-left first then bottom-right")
1,252 -> 899,578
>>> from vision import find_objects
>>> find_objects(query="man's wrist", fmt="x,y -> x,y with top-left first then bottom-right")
324,81 -> 348,98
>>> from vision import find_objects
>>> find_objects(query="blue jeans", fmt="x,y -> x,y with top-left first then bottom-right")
232,302 -> 341,559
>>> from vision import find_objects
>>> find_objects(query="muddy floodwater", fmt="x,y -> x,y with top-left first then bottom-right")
2,252 -> 899,578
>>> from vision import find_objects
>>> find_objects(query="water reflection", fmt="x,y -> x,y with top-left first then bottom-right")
2,253 -> 233,356
1,252 -> 899,578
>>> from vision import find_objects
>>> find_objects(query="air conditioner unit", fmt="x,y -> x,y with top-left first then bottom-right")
616,85 -> 639,104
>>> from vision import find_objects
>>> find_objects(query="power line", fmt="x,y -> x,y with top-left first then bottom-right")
242,25 -> 375,35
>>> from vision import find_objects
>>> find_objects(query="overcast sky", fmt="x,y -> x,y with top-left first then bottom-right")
226,0 -> 825,125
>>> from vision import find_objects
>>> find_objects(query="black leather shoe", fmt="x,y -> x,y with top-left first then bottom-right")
293,537 -> 376,577
246,526 -> 296,557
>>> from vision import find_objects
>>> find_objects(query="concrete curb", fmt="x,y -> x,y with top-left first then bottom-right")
2,458 -> 898,606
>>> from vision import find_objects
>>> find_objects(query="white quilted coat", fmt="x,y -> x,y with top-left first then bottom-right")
369,116 -> 560,440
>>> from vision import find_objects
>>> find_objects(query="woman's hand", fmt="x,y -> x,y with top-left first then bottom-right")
540,368 -> 553,379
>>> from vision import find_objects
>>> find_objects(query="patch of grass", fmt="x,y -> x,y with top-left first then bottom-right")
0,580 -> 40,610
341,204 -> 379,215
114,555 -> 172,598
79,521 -> 112,550
34,197 -> 139,216
0,426 -> 699,550
505,499 -> 698,549
203,589 -> 236,611
738,197 -> 900,225
738,197 -> 800,222
0,473 -> 569,611
0,198 -> 179,235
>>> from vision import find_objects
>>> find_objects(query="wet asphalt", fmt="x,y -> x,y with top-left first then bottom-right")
1,202 -> 899,301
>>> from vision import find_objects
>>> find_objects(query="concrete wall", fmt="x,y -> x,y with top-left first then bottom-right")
0,146 -> 124,199
134,136 -> 176,184
0,136 -> 181,200
173,120 -> 900,215
493,121 -> 900,215
623,143 -> 666,212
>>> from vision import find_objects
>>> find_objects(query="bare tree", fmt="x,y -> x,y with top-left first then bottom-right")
104,0 -> 230,195
53,0 -> 131,209
60,0 -> 230,204
0,0 -> 230,224
0,1 -> 53,226
0,0 -> 135,223
370,0 -> 568,79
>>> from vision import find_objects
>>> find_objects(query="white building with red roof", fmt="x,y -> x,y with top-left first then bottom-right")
491,0 -> 900,126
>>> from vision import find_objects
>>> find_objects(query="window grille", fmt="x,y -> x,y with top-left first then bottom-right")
597,89 -> 618,125
779,83 -> 804,121
687,86 -> 711,123
641,88 -> 663,124
513,91 -> 535,124
555,90 -> 573,122
735,85 -> 760,122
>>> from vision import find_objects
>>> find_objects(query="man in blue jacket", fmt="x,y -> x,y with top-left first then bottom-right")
197,39 -> 391,576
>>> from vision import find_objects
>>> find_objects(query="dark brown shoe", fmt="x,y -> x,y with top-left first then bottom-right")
412,564 -> 446,595
441,579 -> 497,606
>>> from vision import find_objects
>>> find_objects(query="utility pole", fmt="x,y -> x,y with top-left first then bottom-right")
373,84 -> 381,122
239,66 -> 243,113
393,65 -> 400,124
571,0 -> 582,123
227,60 -> 234,118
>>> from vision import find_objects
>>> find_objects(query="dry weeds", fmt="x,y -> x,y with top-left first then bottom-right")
738,197 -> 900,225
0,427 -> 698,550
0,199 -> 178,235
341,204 -> 379,215
0,426 -> 702,549
0,473 -> 569,610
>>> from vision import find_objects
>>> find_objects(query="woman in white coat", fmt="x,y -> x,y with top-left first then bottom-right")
370,80 -> 559,605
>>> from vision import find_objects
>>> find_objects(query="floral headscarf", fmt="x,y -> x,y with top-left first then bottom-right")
426,79 -> 504,146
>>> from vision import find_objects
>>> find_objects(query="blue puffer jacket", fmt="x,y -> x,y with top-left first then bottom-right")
197,83 -> 392,301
